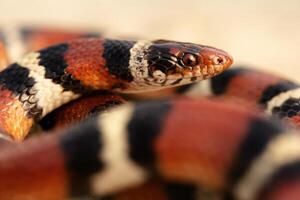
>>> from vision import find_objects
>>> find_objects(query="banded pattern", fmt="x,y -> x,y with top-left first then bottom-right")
1,27 -> 300,200
123,66 -> 300,200
0,98 -> 299,200
0,37 -> 232,141
39,93 -> 125,130
180,67 -> 300,128
37,90 -> 203,200
258,161 -> 300,200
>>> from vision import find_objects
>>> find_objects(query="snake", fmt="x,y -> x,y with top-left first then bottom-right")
0,30 -> 233,141
1,27 -> 300,200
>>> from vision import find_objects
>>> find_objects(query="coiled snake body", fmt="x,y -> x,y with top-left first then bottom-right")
1,27 -> 300,200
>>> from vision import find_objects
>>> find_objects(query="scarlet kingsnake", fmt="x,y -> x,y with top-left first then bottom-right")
1,27 -> 300,200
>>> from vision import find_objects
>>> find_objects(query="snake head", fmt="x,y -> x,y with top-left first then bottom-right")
128,40 -> 233,90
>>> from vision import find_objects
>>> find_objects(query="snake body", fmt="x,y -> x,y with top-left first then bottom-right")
0,97 -> 299,200
180,67 -> 300,129
1,27 -> 300,200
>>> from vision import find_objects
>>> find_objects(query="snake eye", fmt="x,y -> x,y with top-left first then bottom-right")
182,53 -> 197,67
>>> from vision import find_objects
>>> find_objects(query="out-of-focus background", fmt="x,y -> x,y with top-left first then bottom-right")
0,0 -> 299,80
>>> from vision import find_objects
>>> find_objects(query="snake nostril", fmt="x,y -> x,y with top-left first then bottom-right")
218,58 -> 223,64
213,56 -> 225,65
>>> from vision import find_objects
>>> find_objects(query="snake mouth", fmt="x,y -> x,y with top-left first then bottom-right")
165,64 -> 227,80
140,64 -> 226,87
128,63 -> 230,91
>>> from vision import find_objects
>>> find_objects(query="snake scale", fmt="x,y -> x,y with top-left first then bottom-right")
1,27 -> 300,200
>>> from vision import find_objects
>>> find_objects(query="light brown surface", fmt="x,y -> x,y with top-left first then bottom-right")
0,0 -> 299,81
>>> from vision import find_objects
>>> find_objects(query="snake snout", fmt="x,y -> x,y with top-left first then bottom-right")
199,46 -> 233,76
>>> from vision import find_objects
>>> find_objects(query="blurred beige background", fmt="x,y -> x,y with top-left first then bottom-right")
0,0 -> 299,81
